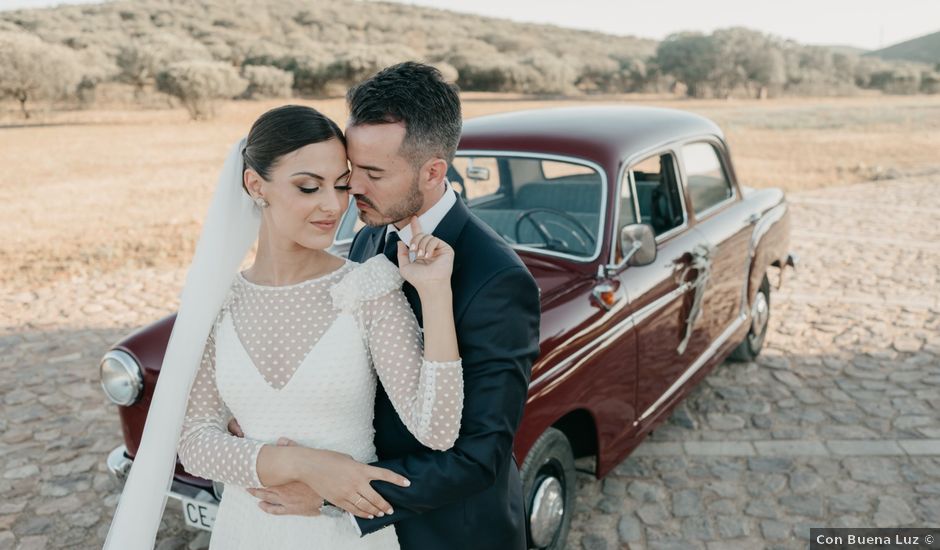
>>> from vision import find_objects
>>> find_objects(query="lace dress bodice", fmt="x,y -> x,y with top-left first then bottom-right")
177,255 -> 463,490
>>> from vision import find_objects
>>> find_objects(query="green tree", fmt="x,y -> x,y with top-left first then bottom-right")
655,32 -> 719,97
156,60 -> 247,120
0,31 -> 81,117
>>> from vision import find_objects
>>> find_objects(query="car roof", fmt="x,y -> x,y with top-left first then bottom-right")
457,105 -> 724,169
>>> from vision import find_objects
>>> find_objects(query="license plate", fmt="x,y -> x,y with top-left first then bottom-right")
180,494 -> 217,531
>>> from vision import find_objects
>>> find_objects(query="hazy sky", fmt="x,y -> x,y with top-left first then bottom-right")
3,0 -> 938,51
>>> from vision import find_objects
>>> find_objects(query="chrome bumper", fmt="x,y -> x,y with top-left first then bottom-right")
107,445 -> 219,504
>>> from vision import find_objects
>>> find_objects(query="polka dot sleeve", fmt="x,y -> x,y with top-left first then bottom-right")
360,289 -> 464,452
177,315 -> 265,488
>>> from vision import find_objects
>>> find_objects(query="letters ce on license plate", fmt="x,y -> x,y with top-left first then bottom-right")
179,494 -> 217,531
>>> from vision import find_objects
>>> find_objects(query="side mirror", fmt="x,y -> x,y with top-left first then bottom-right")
621,223 -> 657,267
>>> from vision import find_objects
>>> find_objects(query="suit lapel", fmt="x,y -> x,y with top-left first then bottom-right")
431,190 -> 470,271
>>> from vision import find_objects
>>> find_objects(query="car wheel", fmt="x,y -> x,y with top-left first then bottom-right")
730,274 -> 771,362
521,427 -> 576,550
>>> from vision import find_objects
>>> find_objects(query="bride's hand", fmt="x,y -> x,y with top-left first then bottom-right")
397,217 -> 454,293
295,447 -> 411,519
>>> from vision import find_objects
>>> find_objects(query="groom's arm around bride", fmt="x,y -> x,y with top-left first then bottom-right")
354,233 -> 540,548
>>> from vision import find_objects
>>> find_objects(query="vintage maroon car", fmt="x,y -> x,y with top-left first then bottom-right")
100,106 -> 796,549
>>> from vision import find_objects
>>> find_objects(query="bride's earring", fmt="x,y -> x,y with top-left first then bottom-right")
254,196 -> 269,208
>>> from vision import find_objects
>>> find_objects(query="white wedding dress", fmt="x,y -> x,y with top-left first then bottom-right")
176,254 -> 463,549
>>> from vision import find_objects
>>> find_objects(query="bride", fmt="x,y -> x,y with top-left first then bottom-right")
103,105 -> 463,549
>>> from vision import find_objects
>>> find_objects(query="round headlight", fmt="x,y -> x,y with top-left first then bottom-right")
99,350 -> 144,406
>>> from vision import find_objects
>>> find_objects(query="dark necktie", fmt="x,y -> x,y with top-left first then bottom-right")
383,231 -> 401,265
381,229 -> 422,325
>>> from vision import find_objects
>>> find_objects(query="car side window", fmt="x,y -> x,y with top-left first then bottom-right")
681,142 -> 733,215
629,153 -> 685,238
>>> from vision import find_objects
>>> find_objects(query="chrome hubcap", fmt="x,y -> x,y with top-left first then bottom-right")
751,291 -> 769,339
529,476 -> 565,548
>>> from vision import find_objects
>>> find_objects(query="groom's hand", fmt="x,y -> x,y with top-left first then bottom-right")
248,438 -> 324,517
397,216 -> 454,293
249,482 -> 323,516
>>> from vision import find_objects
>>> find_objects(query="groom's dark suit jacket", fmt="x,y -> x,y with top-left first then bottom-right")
349,191 -> 541,550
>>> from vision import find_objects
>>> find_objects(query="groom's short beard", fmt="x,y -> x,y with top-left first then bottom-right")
358,172 -> 423,228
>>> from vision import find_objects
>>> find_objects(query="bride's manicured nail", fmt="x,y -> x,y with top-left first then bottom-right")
368,515 -> 374,519
378,512 -> 385,517
387,508 -> 394,515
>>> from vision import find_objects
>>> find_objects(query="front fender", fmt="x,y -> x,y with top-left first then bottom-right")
746,200 -> 793,303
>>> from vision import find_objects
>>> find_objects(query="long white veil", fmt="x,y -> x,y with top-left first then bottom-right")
103,137 -> 260,549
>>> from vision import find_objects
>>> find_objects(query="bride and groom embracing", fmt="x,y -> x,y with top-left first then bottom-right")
103,62 -> 541,550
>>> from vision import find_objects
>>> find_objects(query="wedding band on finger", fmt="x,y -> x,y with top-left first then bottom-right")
354,495 -> 364,507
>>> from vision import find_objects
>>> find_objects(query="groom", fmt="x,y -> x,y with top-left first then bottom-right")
247,62 -> 541,549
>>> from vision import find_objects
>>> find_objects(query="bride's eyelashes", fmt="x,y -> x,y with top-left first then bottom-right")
298,184 -> 352,194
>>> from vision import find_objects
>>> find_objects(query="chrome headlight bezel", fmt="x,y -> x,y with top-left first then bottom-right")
99,350 -> 144,406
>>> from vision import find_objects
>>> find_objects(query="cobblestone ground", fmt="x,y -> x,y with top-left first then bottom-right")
1,177 -> 939,549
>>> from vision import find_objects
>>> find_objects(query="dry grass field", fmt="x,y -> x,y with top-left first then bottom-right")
2,93 -> 939,296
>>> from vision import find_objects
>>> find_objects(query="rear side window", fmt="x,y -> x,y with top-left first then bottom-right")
681,142 -> 733,215
629,153 -> 685,238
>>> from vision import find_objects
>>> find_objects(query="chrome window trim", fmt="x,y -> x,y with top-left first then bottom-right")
608,144 -> 690,268
455,150 -> 608,264
678,139 -> 737,221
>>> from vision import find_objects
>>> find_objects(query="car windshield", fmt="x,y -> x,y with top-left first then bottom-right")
335,154 -> 604,259
450,154 -> 603,258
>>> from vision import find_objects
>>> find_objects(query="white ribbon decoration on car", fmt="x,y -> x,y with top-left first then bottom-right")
677,241 -> 715,355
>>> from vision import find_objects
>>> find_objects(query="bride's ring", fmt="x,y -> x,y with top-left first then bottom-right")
354,496 -> 364,507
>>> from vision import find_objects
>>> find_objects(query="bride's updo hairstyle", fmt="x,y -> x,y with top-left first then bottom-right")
240,105 -> 345,193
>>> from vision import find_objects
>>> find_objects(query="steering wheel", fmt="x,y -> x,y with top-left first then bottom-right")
514,208 -> 596,254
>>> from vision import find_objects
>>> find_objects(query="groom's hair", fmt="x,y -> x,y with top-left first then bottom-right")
346,61 -> 461,169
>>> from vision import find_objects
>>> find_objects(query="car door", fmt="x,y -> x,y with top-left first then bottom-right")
617,151 -> 711,428
678,140 -> 752,345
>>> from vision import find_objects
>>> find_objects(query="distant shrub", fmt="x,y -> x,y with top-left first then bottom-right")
0,31 -> 82,117
242,65 -> 294,98
449,53 -> 519,91
431,61 -> 459,84
575,56 -> 620,92
156,60 -> 247,120
324,43 -> 419,85
117,33 -> 211,97
922,71 -> 940,94
655,32 -> 718,97
519,50 -> 578,94
869,67 -> 922,94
